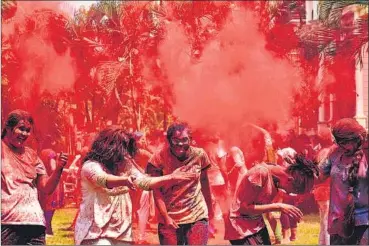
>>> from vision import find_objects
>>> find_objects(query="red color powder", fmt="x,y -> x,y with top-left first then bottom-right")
158,9 -> 302,142
3,1 -> 76,97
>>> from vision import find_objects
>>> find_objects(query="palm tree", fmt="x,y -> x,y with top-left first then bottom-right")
298,1 -> 368,65
297,1 -> 368,124
77,1 -> 168,132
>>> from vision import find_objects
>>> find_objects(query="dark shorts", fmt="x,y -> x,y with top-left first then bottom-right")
1,225 -> 46,245
158,218 -> 208,245
229,227 -> 272,245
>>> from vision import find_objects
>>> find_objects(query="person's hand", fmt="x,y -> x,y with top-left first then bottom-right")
171,168 -> 197,182
124,175 -> 136,190
164,216 -> 179,229
278,203 -> 303,222
56,152 -> 68,170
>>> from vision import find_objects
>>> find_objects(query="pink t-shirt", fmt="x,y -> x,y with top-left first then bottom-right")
147,146 -> 211,224
224,163 -> 278,240
1,141 -> 47,226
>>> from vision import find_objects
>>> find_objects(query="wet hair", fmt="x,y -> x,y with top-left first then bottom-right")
1,109 -> 34,139
286,154 -> 319,194
166,122 -> 191,143
83,126 -> 137,174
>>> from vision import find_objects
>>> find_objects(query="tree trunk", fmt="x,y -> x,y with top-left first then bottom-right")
129,51 -> 140,131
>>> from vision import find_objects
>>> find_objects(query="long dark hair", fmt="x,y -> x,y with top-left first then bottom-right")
287,154 -> 319,194
83,126 -> 138,174
1,109 -> 34,139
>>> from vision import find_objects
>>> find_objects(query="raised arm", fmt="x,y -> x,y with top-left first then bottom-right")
37,153 -> 68,195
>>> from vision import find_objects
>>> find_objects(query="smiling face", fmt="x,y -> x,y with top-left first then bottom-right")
5,120 -> 32,149
169,129 -> 191,160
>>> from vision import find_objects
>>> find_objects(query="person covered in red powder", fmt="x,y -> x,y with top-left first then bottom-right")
1,110 -> 68,245
317,118 -> 368,245
202,135 -> 228,237
74,126 -> 193,245
146,122 -> 214,245
224,130 -> 319,245
311,133 -> 333,245
38,148 -> 64,236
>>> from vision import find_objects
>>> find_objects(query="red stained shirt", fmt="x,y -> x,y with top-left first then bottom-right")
1,141 -> 47,226
147,146 -> 211,224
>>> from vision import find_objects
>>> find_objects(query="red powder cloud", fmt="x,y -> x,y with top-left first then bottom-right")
158,9 -> 301,139
3,1 -> 76,96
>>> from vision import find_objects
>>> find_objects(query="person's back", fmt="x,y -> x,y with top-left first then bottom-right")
226,146 -> 247,195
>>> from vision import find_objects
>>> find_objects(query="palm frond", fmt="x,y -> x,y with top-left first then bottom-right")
297,20 -> 337,45
319,1 -> 368,27
342,15 -> 369,66
1,0 -> 17,20
96,61 -> 128,96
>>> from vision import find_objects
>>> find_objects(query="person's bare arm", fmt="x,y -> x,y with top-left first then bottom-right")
238,178 -> 302,221
240,202 -> 302,221
37,153 -> 68,195
153,189 -> 179,229
146,162 -> 179,229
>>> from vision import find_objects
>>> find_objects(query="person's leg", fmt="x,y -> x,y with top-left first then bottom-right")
158,223 -> 179,245
317,200 -> 330,245
186,219 -> 209,245
280,212 -> 290,241
266,212 -> 282,244
25,225 -> 46,245
290,228 -> 297,241
44,210 -> 55,235
289,214 -> 298,241
1,225 -> 24,245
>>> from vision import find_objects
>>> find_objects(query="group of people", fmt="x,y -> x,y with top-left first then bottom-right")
1,109 -> 368,245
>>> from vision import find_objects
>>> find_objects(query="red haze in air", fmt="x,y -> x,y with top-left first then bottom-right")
158,9 -> 302,141
3,1 -> 76,97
